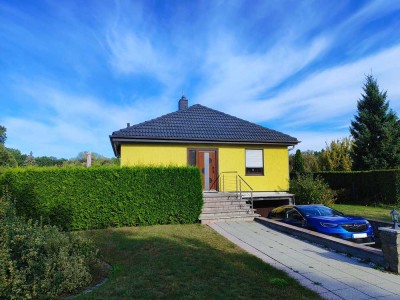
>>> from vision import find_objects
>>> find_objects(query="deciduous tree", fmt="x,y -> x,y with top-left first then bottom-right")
320,138 -> 353,171
0,145 -> 17,168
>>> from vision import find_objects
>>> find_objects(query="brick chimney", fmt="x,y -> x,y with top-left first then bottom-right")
178,95 -> 188,111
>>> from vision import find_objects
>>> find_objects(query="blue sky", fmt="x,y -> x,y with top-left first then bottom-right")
1,0 -> 400,158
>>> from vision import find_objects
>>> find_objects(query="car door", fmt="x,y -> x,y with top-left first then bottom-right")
284,208 -> 306,227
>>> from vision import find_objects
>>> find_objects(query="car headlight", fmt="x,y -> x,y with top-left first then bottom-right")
320,222 -> 338,228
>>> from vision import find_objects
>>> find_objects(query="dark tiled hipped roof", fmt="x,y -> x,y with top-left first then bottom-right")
110,104 -> 299,156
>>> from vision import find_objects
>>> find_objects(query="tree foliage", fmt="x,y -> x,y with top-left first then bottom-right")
35,156 -> 66,167
0,125 -> 117,168
290,150 -> 321,173
302,150 -> 321,173
350,75 -> 400,170
293,149 -> 305,174
23,151 -> 37,167
0,146 -> 17,168
0,125 -> 6,145
320,137 -> 353,171
5,148 -> 26,167
62,152 -> 119,167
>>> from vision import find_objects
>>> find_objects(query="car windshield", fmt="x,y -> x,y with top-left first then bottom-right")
296,206 -> 344,217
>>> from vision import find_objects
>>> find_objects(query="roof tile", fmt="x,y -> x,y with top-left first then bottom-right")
111,104 -> 298,144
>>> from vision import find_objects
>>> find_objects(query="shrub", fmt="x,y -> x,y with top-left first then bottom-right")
0,191 -> 100,299
0,166 -> 203,230
290,174 -> 336,206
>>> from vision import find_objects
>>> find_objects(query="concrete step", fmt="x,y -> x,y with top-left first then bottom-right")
203,192 -> 237,198
203,200 -> 249,206
201,192 -> 257,224
200,214 -> 260,224
203,197 -> 240,202
200,209 -> 256,218
203,198 -> 247,204
202,205 -> 250,211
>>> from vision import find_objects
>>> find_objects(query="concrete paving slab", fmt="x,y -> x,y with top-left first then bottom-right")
320,291 -> 346,300
209,221 -> 400,300
333,287 -> 371,299
375,295 -> 400,300
353,285 -> 394,298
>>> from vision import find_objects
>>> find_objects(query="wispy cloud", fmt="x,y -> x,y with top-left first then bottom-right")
3,79 -> 165,158
1,0 -> 400,157
195,35 -> 329,108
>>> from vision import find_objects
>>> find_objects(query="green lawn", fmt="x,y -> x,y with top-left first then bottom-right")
332,204 -> 396,222
77,224 -> 321,299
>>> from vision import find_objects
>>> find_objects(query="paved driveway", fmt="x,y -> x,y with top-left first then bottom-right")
210,221 -> 400,300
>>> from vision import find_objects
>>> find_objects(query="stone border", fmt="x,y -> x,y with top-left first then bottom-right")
255,217 -> 385,266
66,262 -> 112,299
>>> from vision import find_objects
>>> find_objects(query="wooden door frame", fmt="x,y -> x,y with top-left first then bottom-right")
187,148 -> 219,191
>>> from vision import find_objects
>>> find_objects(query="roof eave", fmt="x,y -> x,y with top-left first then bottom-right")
109,135 -> 121,158
110,135 -> 300,157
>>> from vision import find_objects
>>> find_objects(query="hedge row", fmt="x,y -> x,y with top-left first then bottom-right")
314,170 -> 400,205
0,166 -> 203,230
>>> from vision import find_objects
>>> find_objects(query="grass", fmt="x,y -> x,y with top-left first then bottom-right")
77,224 -> 322,299
332,204 -> 395,222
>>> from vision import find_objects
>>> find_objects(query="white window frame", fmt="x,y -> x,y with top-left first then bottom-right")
245,149 -> 264,176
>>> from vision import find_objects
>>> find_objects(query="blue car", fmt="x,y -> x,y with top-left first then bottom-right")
268,205 -> 374,244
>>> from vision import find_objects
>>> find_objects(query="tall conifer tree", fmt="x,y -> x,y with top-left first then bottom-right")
350,75 -> 400,170
293,149 -> 305,174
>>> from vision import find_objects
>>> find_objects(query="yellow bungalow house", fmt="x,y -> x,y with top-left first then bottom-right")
110,96 -> 299,200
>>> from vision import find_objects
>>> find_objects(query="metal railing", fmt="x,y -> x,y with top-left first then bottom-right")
209,171 -> 254,210
237,174 -> 254,211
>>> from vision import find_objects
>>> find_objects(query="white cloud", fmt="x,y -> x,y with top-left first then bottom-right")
195,35 -> 329,108
199,44 -> 400,133
292,130 -> 352,152
2,80 -> 174,158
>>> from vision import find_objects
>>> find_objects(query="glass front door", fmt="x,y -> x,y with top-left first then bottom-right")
188,149 -> 218,191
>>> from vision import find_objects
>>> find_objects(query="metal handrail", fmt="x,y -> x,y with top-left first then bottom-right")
238,175 -> 254,211
209,171 -> 254,210
209,171 -> 237,191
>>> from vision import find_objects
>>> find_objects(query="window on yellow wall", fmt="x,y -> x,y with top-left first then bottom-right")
188,150 -> 196,166
245,149 -> 264,175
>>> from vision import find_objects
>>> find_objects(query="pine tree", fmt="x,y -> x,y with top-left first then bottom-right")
293,149 -> 305,174
350,75 -> 400,170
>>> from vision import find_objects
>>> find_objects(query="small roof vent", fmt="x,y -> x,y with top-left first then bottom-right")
178,95 -> 188,111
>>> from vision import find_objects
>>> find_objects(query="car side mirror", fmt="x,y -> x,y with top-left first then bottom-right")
293,215 -> 303,221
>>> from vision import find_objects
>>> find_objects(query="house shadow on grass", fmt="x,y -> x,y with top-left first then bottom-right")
77,224 -> 322,300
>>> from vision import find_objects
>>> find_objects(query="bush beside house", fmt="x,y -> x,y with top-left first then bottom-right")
0,166 -> 203,230
290,174 -> 336,206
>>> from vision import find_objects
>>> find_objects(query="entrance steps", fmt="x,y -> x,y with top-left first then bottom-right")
200,192 -> 260,224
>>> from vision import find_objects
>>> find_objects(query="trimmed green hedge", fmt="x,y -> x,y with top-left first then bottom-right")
0,166 -> 203,230
314,170 -> 400,205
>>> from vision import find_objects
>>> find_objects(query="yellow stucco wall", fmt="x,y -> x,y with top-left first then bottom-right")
120,143 -> 289,191
121,144 -> 187,166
